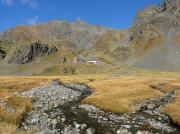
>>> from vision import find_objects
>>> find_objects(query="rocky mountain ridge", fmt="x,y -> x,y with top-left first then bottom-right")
0,0 -> 179,75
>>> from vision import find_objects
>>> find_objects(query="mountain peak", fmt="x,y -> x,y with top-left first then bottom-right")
158,0 -> 180,14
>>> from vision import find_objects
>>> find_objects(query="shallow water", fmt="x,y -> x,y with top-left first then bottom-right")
49,93 -> 180,134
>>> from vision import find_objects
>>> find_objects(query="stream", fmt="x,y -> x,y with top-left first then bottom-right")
20,81 -> 180,134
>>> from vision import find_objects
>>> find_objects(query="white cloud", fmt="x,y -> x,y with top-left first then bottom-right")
1,0 -> 14,5
21,0 -> 39,9
28,15 -> 39,25
1,0 -> 39,9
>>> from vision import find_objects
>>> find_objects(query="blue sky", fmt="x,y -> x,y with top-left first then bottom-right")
0,0 -> 161,32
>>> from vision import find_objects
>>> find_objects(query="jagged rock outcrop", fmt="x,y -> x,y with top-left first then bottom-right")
158,0 -> 180,15
0,49 -> 6,60
0,40 -> 12,60
130,0 -> 179,44
8,42 -> 58,64
132,0 -> 180,33
129,0 -> 180,70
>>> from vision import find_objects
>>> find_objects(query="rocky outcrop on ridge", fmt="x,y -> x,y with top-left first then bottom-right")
8,42 -> 58,64
0,49 -> 6,60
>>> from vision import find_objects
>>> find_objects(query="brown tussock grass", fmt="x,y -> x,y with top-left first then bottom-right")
150,83 -> 180,93
0,96 -> 32,125
0,72 -> 179,131
0,122 -> 17,134
83,77 -> 164,114
0,122 -> 34,134
163,90 -> 180,126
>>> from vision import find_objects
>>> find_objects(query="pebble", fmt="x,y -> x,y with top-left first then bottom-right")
81,124 -> 87,129
122,125 -> 131,129
136,131 -> 142,134
86,127 -> 95,134
117,129 -> 121,134
61,117 -> 66,122
147,104 -> 156,109
74,122 -> 81,129
103,117 -> 108,121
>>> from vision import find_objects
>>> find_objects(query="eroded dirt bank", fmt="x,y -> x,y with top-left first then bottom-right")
19,81 -> 180,134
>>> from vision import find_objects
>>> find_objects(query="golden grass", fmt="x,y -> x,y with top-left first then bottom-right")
7,96 -> 31,123
0,122 -> 17,134
0,71 -> 179,132
163,90 -> 180,126
0,96 -> 32,134
83,77 -> 164,113
0,122 -> 34,134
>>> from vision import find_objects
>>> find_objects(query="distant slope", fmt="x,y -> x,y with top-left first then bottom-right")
131,0 -> 180,70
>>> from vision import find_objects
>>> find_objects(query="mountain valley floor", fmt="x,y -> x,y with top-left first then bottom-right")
0,71 -> 180,133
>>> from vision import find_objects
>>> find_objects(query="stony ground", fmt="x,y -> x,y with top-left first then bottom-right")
16,80 -> 180,134
20,80 -> 92,133
80,93 -> 179,134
